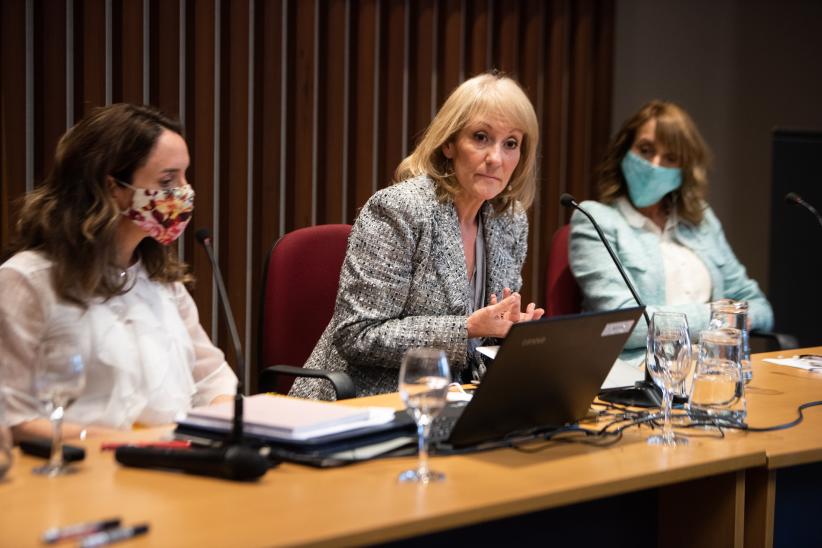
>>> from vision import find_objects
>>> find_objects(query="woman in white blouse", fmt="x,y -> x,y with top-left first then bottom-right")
0,104 -> 237,440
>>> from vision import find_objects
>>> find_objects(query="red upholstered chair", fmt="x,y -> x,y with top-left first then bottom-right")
257,224 -> 355,398
545,224 -> 583,317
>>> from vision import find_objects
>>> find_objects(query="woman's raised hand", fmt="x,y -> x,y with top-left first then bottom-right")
467,289 -> 545,339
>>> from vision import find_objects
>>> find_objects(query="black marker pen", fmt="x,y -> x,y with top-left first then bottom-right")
41,518 -> 121,544
78,524 -> 149,548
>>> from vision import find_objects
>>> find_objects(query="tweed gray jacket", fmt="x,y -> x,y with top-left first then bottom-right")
289,176 -> 529,400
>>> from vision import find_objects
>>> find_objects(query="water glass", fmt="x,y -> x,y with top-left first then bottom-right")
0,394 -> 12,480
32,317 -> 87,477
709,299 -> 751,383
689,327 -> 747,423
646,312 -> 692,447
398,348 -> 451,484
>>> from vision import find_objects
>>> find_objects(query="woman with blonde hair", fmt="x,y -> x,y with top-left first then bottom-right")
569,100 -> 773,362
0,103 -> 237,439
291,72 -> 544,400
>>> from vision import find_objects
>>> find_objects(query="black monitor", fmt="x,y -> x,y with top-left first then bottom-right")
769,129 -> 822,347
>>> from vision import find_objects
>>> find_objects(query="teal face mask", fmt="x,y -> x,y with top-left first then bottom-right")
620,150 -> 682,208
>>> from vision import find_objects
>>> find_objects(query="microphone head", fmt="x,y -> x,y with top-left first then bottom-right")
785,192 -> 802,205
195,228 -> 212,245
559,193 -> 577,208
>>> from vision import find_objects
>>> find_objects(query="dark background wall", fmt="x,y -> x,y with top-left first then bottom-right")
0,0 -> 614,388
612,0 -> 822,294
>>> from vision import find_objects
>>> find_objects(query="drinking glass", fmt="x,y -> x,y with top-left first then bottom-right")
0,392 -> 12,480
398,348 -> 451,483
32,318 -> 87,477
646,312 -> 692,447
709,299 -> 751,384
689,327 -> 747,424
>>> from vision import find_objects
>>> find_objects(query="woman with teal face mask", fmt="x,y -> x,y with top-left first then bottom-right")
568,100 -> 773,362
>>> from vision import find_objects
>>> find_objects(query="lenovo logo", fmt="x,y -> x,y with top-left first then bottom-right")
521,336 -> 546,347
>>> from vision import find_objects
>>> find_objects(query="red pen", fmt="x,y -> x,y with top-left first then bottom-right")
100,440 -> 191,451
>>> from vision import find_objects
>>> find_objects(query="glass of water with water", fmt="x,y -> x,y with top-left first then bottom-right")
709,299 -> 751,384
689,327 -> 747,424
398,348 -> 451,484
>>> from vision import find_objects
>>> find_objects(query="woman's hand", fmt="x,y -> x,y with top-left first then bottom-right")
488,288 -> 545,324
467,289 -> 545,339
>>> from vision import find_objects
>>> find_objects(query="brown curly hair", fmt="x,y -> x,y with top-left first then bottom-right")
10,103 -> 191,305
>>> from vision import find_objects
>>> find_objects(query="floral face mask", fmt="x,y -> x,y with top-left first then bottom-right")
118,180 -> 195,245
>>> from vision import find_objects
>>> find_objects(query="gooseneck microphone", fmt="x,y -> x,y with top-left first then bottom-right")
785,192 -> 822,229
560,193 -> 661,407
115,228 -> 270,481
195,228 -> 245,444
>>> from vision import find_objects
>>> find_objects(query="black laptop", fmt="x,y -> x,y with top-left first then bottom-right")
432,306 -> 645,449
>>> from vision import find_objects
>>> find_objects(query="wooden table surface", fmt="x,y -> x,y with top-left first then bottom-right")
2,348 -> 821,547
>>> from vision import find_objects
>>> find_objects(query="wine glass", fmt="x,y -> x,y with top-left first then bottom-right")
0,390 -> 12,480
398,348 -> 451,484
646,312 -> 692,447
32,317 -> 87,476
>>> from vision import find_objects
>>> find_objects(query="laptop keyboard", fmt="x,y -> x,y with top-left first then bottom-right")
429,403 -> 467,443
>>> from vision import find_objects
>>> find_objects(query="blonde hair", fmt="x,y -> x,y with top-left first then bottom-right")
597,100 -> 711,224
395,72 -> 539,213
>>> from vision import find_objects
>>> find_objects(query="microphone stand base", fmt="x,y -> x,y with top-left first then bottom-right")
599,381 -> 663,408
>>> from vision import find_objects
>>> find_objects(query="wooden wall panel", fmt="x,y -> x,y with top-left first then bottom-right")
0,0 -> 28,248
0,0 -> 615,392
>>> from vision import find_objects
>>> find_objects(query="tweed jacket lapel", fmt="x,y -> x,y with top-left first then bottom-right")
433,198 -> 472,313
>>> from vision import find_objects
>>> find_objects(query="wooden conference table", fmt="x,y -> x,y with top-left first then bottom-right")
1,348 -> 821,547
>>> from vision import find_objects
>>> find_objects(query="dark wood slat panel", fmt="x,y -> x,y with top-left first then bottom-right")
33,0 -> 67,184
152,0 -> 181,118
252,0 -> 285,388
0,0 -> 28,250
183,0 -> 217,336
436,0 -> 462,103
407,0 -> 435,154
518,0 -> 545,305
567,0 -> 594,202
590,0 -> 613,197
465,0 -> 490,75
347,0 -> 378,216
493,0 -> 518,74
114,0 -> 144,104
76,0 -> 107,116
541,0 -> 571,300
286,0 -> 315,230
376,0 -> 406,190
216,0 -> 252,378
316,0 -> 346,223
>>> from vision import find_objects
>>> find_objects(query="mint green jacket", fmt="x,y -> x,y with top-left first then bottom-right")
569,200 -> 773,361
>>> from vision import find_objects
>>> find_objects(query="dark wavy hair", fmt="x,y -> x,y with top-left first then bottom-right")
596,100 -> 712,224
10,103 -> 191,305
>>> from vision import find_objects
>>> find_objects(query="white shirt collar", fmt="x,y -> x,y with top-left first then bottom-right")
615,196 -> 678,236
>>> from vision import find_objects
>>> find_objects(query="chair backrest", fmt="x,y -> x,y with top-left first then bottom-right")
545,224 -> 582,317
258,224 -> 352,394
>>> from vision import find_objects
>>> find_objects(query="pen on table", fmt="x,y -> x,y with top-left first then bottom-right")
78,524 -> 149,548
100,440 -> 191,451
41,518 -> 121,544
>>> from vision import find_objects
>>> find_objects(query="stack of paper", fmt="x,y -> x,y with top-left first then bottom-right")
178,394 -> 396,441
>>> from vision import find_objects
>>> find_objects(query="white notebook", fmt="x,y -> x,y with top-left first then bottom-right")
178,394 -> 396,441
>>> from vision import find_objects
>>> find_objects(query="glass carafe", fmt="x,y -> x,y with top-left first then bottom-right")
688,327 -> 746,423
709,299 -> 751,384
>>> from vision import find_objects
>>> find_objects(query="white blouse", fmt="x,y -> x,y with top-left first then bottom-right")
616,198 -> 713,305
0,251 -> 237,429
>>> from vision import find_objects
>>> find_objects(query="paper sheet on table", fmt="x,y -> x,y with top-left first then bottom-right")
476,346 -> 644,389
601,358 -> 646,389
763,357 -> 822,373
